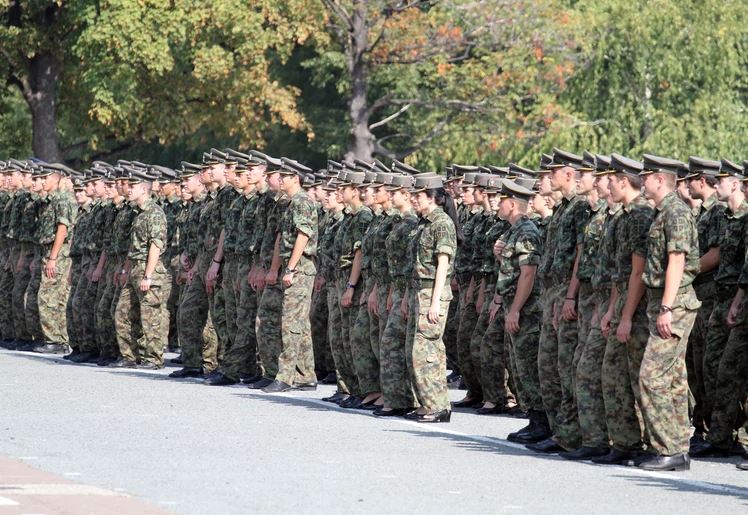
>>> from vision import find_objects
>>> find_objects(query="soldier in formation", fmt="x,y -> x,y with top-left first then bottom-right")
1,147 -> 746,471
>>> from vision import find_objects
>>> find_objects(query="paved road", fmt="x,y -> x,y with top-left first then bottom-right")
1,349 -> 747,514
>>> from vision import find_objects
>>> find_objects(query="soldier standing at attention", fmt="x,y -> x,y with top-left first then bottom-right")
262,159 -> 318,392
637,154 -> 701,471
111,170 -> 171,369
404,174 -> 458,423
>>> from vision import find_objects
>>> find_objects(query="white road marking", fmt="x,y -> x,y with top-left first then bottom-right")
1,484 -> 126,496
0,495 -> 19,506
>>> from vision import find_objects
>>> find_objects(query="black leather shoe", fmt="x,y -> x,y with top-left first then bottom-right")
320,372 -> 337,385
638,453 -> 690,471
70,351 -> 95,363
203,370 -> 222,381
32,343 -> 69,354
451,397 -> 481,408
97,357 -> 117,367
168,367 -> 203,378
415,409 -> 451,423
169,356 -> 184,364
16,341 -> 37,352
82,352 -> 101,363
205,373 -> 237,386
526,437 -> 564,454
321,392 -> 348,404
559,446 -> 610,461
240,373 -> 264,384
504,405 -> 527,418
62,349 -> 79,360
247,377 -> 273,389
591,448 -> 641,465
293,382 -> 317,391
137,362 -> 162,370
340,396 -> 364,409
476,405 -> 503,415
108,358 -> 137,368
373,408 -> 406,417
737,459 -> 748,470
689,442 -> 730,458
262,380 -> 293,393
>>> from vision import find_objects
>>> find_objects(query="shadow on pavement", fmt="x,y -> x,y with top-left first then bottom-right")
613,473 -> 748,504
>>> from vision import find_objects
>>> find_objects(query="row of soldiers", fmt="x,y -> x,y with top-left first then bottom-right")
1,147 -> 746,472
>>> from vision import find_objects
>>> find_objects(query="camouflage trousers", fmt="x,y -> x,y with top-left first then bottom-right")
505,295 -> 543,412
480,300 -> 515,406
220,261 -> 261,381
373,281 -> 390,359
114,261 -> 171,367
443,285 -> 460,371
706,294 -> 748,449
350,277 -> 381,395
311,281 -> 334,374
256,282 -> 283,380
469,284 -> 492,396
575,291 -> 609,448
275,271 -> 315,386
25,247 -> 71,344
66,257 -> 83,349
71,256 -> 99,352
406,285 -> 451,412
601,285 -> 649,451
456,276 -> 481,398
0,256 -> 16,339
333,277 -> 365,396
11,244 -> 34,341
328,279 -> 355,395
178,253 -> 219,372
380,284 -> 417,409
166,261 -> 181,351
639,287 -> 700,456
94,257 -> 123,359
538,284 -> 582,449
221,253 -> 240,351
689,281 -> 716,433
702,287 -> 738,430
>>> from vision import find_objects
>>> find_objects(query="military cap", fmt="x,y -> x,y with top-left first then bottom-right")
743,161 -> 748,181
593,154 -> 612,175
326,160 -> 343,176
226,149 -> 250,165
279,157 -> 313,178
81,171 -> 100,184
129,160 -> 149,170
371,159 -> 389,174
482,177 -> 504,193
685,156 -> 721,179
207,148 -> 235,165
311,172 -> 327,186
610,153 -> 643,178
336,170 -> 366,187
451,164 -> 479,179
320,178 -> 340,191
580,151 -> 597,172
640,154 -> 686,176
675,167 -> 691,182
486,165 -> 510,177
221,148 -> 241,165
41,162 -> 75,176
391,160 -> 421,175
385,174 -> 415,191
551,148 -> 584,170
476,165 -> 491,175
499,180 -> 535,202
408,174 -> 443,193
515,177 -> 539,191
462,171 -> 479,185
370,171 -> 395,187
202,151 -> 220,166
180,161 -> 201,179
115,160 -> 132,168
12,159 -> 33,174
261,153 -> 284,173
718,158 -> 743,179
72,177 -> 85,191
151,165 -> 178,183
444,165 -> 455,181
474,173 -> 494,188
32,164 -> 53,178
508,163 -> 536,179
123,165 -> 158,184
539,153 -> 554,171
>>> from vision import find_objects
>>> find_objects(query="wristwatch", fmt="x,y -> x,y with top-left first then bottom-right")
346,282 -> 357,289
284,267 -> 296,275
659,304 -> 673,314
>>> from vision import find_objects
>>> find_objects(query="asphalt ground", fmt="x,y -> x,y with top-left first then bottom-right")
1,349 -> 747,514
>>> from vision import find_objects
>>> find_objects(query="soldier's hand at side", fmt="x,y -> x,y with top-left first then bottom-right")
282,273 -> 294,287
506,310 -> 520,334
314,276 -> 325,293
488,300 -> 501,324
139,277 -> 152,292
600,310 -> 613,338
367,289 -> 378,316
186,268 -> 195,284
205,278 -> 215,295
616,318 -> 631,343
206,261 -> 220,283
265,269 -> 278,286
92,267 -> 102,283
727,303 -> 740,327
493,240 -> 506,260
427,302 -> 440,324
562,299 -> 577,321
341,288 -> 353,308
44,258 -> 56,279
400,295 -> 408,319
656,311 -> 672,339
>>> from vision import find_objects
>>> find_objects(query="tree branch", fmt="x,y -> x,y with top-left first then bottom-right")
369,103 -> 411,129
321,0 -> 354,32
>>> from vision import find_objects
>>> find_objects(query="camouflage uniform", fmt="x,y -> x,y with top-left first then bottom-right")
370,209 -> 400,368
256,194 -> 290,380
67,201 -> 94,350
537,193 -> 590,449
91,200 -> 119,354
221,189 -> 248,351
349,209 -> 383,394
406,206 -> 456,412
11,192 -> 41,342
160,195 -> 184,351
703,199 -> 748,447
275,189 -> 318,385
0,192 -> 18,339
310,208 -> 334,376
114,198 -> 171,366
331,204 -> 373,396
25,189 -> 77,344
689,193 -> 725,433
497,216 -> 543,414
380,209 -> 419,409
640,191 -> 701,456
576,202 -> 623,448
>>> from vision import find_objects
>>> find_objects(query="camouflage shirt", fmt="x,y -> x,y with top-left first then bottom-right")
69,202 -> 94,258
591,203 -> 623,289
182,195 -> 207,262
34,190 -> 77,247
538,197 -> 569,284
360,209 -> 384,273
480,218 -> 511,275
234,190 -> 259,256
370,208 -> 400,285
334,204 -> 373,271
108,201 -> 137,256
496,216 -> 542,298
454,208 -> 484,275
88,199 -> 113,253
714,199 -> 748,286
5,191 -> 30,241
278,189 -> 318,275
386,209 -> 419,285
0,192 -> 16,241
549,194 -> 591,285
318,209 -> 345,281
410,206 -> 457,282
128,198 -> 167,262
643,191 -> 700,289
259,194 -> 289,269
223,190 -> 249,254
160,195 -> 183,262
612,194 -> 654,285
470,212 -> 497,274
17,193 -> 42,244
251,188 -> 276,267
199,185 -> 237,254
577,199 -> 607,283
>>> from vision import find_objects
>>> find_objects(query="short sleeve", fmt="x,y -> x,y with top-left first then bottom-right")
515,232 -> 541,267
630,206 -> 654,257
292,198 -> 317,238
433,219 -> 456,258
665,212 -> 694,255
149,210 -> 167,250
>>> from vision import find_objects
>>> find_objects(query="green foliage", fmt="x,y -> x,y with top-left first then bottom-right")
0,86 -> 31,158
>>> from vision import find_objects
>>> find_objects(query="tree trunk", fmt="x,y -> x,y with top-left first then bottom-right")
26,53 -> 63,162
345,0 -> 374,161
